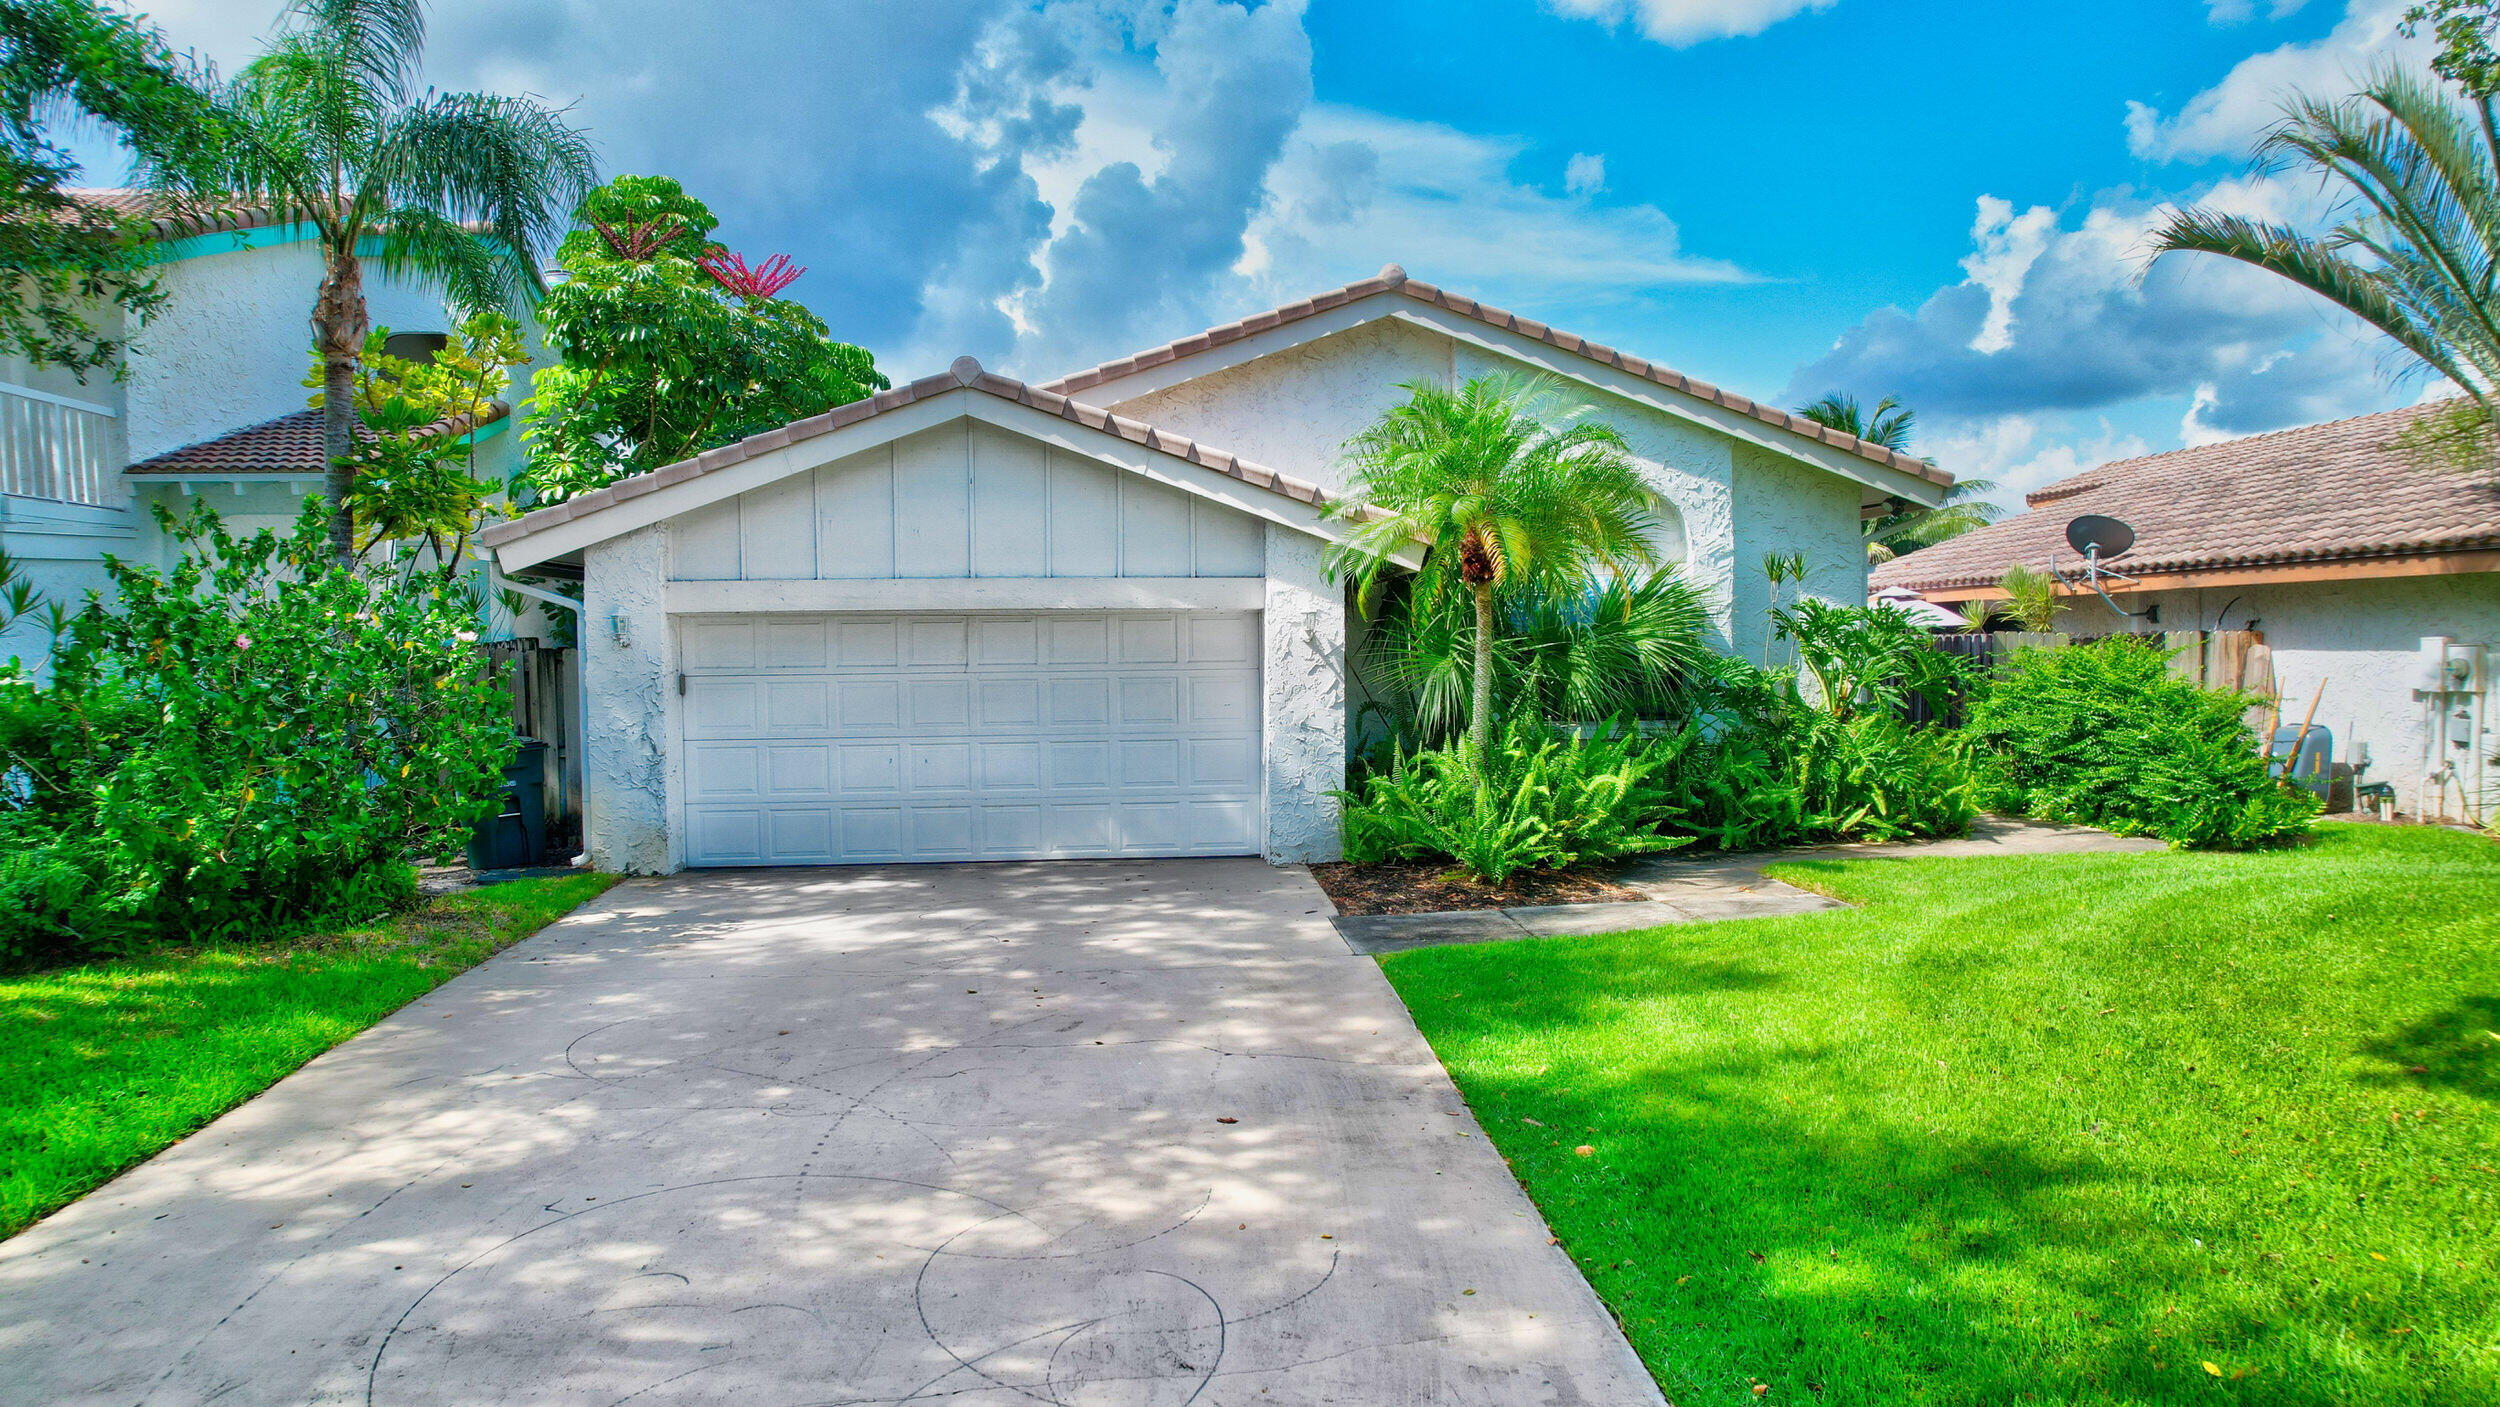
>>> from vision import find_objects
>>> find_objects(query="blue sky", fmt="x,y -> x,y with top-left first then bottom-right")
108,0 -> 2433,507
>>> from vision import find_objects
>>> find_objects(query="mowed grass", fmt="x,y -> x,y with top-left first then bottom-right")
1382,823 -> 2500,1406
0,873 -> 617,1239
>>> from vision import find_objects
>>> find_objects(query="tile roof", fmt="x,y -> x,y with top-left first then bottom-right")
127,402 -> 511,476
1038,263 -> 1953,488
64,188 -> 298,243
477,358 -> 1331,550
1867,400 -> 2500,594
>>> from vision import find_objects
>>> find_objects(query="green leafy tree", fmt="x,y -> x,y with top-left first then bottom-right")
2406,1 -> 2500,97
0,0 -> 221,375
520,174 -> 886,504
2149,65 -> 2500,464
0,501 -> 512,958
1327,373 -> 1660,777
1795,391 -> 2003,560
303,310 -> 528,572
164,0 -> 595,564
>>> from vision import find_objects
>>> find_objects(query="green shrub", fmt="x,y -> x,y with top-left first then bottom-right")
1646,653 -> 1976,850
1340,719 -> 1691,882
1965,636 -> 2318,848
0,503 -> 515,964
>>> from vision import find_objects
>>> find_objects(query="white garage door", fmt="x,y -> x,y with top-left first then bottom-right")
678,612 -> 1263,865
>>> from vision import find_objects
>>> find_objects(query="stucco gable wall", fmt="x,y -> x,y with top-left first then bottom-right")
1108,316 -> 1791,651
1729,442 -> 1867,662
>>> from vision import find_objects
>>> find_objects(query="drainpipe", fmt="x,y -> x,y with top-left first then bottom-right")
487,558 -> 591,865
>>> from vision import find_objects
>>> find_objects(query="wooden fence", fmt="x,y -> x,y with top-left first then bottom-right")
481,640 -> 578,840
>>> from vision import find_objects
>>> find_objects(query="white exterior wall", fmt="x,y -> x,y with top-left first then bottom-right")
574,415 -> 1351,871
124,239 -> 509,464
2050,572 -> 2500,818
666,422 -> 1263,582
1730,443 -> 1871,663
583,524 -> 679,874
1261,525 -> 1345,862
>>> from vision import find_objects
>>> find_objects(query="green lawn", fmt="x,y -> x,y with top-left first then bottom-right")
1382,823 -> 2500,1407
0,873 -> 617,1239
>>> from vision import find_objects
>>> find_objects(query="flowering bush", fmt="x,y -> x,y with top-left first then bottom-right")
0,503 -> 514,963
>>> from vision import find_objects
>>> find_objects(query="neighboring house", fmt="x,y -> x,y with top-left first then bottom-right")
481,264 -> 1952,872
0,190 -> 531,670
1869,402 -> 2500,820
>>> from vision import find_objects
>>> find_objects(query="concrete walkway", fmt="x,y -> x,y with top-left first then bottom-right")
1336,816 -> 2167,953
0,861 -> 1660,1406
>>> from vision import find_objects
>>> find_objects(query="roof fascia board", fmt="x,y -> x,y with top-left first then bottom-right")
1052,291 -> 1945,508
1054,296 -> 1393,405
492,387 -> 1416,574
1917,548 -> 2500,601
1391,305 -> 1947,507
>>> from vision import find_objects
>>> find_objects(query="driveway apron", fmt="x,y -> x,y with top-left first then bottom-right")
0,859 -> 1660,1406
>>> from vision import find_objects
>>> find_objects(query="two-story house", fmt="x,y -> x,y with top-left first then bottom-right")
0,190 -> 533,671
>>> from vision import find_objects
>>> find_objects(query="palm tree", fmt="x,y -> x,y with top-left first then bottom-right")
1327,373 -> 1660,776
154,0 -> 595,563
1862,479 -> 2007,563
2149,64 -> 2499,461
1796,390 -> 2003,560
1797,390 -> 1917,451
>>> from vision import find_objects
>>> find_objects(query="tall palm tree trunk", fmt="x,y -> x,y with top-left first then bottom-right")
1469,578 -> 1496,779
312,243 -> 368,566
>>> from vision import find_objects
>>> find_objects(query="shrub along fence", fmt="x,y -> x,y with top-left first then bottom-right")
1902,628 -> 2266,727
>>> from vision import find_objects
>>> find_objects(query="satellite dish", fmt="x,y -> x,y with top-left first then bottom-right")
2066,514 -> 2135,559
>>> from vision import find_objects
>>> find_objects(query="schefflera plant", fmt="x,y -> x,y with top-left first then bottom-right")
0,501 -> 515,960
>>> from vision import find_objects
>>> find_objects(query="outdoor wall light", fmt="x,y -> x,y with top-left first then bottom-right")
609,613 -> 631,649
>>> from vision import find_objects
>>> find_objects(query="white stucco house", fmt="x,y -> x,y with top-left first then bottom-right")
1870,402 -> 2500,822
480,264 -> 1951,872
0,190 -> 532,670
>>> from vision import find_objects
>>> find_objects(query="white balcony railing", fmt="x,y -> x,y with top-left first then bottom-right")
0,381 -> 118,507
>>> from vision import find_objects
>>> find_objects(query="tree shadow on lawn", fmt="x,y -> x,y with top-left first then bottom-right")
1401,951 -> 2474,1405
2355,994 -> 2500,1101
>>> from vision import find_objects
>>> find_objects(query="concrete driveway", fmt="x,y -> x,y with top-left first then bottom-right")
0,861 -> 1659,1406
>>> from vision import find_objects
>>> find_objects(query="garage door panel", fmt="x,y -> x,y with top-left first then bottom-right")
765,680 -> 830,730
682,612 -> 1261,865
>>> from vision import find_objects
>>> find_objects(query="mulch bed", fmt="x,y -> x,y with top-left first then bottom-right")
1310,860 -> 1646,916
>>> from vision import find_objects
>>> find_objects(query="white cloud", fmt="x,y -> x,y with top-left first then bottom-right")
2127,0 -> 2415,162
2204,0 -> 2313,24
1237,106 -> 1749,320
1542,0 -> 1838,47
1961,196 -> 2057,354
1786,173 -> 2402,439
1564,152 -> 1608,197
1921,415 -> 2154,511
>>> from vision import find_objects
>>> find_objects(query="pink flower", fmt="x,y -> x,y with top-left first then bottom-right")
234,634 -> 253,649
455,630 -> 479,643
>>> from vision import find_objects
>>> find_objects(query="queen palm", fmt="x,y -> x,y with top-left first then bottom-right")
156,0 -> 595,563
1327,373 -> 1660,775
2149,65 -> 2500,457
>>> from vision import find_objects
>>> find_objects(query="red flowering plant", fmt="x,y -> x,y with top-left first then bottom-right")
523,175 -> 884,505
